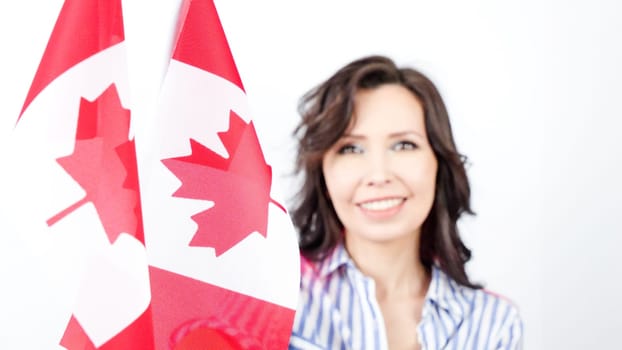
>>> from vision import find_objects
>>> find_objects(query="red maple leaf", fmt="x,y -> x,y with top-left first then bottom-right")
162,111 -> 285,256
47,84 -> 144,244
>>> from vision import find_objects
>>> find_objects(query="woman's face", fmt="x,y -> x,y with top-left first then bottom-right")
322,84 -> 438,246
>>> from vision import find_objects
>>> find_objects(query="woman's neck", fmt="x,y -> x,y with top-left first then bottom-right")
345,234 -> 429,301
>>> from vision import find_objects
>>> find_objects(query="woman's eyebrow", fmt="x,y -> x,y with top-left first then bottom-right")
388,130 -> 426,139
340,133 -> 366,139
341,131 -> 426,139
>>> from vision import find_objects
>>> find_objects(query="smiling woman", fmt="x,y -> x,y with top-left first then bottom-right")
288,55 -> 523,350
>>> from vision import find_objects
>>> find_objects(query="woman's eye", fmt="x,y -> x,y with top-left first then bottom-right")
337,144 -> 363,154
393,141 -> 418,151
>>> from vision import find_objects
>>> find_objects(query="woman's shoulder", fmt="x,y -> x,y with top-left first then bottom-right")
431,266 -> 521,314
298,245 -> 350,288
290,252 -> 349,349
428,267 -> 524,348
472,288 -> 523,348
469,287 -> 523,335
464,283 -> 522,318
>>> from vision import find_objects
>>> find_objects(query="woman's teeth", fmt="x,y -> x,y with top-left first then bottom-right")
359,198 -> 403,211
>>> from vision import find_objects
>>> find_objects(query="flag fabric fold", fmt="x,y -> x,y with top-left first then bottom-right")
1,0 -> 299,348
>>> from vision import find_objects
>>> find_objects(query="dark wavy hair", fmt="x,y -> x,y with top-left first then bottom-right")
291,55 -> 479,288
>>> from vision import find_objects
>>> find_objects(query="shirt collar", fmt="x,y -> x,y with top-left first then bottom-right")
317,243 -> 351,278
425,265 -> 469,319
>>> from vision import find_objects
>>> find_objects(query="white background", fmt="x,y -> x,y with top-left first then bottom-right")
1,1 -> 621,349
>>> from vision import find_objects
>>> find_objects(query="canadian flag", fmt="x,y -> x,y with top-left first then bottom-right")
0,0 -> 299,349
138,0 -> 299,348
0,0 -> 152,348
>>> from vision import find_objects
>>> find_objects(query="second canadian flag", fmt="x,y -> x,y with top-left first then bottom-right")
139,0 -> 299,348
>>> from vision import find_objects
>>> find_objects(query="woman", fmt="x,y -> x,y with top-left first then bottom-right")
288,55 -> 522,349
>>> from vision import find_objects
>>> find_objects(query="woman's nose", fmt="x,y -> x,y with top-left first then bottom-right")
364,151 -> 392,186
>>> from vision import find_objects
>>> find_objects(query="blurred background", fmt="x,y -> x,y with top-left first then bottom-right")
1,1 -> 620,348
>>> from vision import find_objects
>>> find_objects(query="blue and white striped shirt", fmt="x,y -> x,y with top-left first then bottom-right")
289,244 -> 523,349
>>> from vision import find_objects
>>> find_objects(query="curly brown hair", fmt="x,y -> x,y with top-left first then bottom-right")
291,55 -> 479,288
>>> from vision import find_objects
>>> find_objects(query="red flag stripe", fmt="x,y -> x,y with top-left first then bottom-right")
172,0 -> 245,92
18,0 -> 125,121
149,266 -> 294,349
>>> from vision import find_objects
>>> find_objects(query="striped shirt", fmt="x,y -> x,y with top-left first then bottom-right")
289,244 -> 523,349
